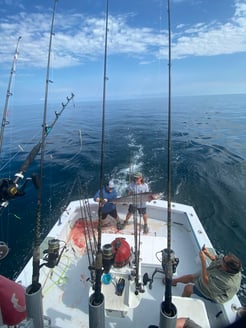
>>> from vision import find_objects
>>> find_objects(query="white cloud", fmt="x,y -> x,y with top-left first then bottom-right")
0,1 -> 246,70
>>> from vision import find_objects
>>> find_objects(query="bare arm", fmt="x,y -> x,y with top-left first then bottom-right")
199,250 -> 209,285
202,245 -> 217,261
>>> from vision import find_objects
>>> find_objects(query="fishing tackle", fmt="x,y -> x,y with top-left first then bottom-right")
0,92 -> 74,210
41,239 -> 66,269
90,0 -> 110,312
0,36 -> 22,154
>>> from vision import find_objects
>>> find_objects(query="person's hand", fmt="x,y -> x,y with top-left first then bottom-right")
201,245 -> 209,256
103,198 -> 108,203
199,250 -> 206,262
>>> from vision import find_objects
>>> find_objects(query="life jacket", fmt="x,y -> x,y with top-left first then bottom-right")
0,275 -> 26,325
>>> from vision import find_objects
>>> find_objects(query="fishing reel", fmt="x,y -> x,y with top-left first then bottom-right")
101,238 -> 132,274
42,239 -> 66,269
0,178 -> 25,203
0,174 -> 41,207
161,248 -> 179,274
143,248 -> 179,289
102,243 -> 114,273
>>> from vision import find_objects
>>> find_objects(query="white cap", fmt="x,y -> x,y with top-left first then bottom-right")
108,180 -> 115,188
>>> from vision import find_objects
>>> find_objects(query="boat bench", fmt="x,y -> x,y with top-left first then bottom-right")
172,296 -> 210,327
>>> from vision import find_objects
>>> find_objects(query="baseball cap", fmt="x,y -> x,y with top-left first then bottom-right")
108,180 -> 115,188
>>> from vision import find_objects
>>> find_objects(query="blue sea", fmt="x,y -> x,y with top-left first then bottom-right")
0,94 -> 246,305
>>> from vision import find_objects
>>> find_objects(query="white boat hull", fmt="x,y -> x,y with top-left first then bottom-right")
14,198 -> 241,328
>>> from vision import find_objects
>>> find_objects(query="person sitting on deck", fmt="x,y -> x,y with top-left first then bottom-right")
166,246 -> 242,304
94,180 -> 123,230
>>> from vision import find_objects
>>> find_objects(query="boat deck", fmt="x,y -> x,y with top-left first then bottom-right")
15,199 -> 240,328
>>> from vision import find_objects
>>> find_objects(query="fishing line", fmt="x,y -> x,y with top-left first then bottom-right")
64,129 -> 83,164
0,144 -> 27,172
8,212 -> 22,220
0,122 -> 47,173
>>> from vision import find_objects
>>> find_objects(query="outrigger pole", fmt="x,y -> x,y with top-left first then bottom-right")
25,1 -> 58,327
0,36 -> 22,154
159,0 -> 177,327
89,0 -> 109,327
0,92 -> 74,212
13,92 -> 74,186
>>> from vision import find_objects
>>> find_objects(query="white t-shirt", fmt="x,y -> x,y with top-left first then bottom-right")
127,182 -> 149,208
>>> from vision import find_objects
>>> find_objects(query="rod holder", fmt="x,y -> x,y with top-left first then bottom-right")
89,293 -> 105,328
159,301 -> 177,328
25,283 -> 44,328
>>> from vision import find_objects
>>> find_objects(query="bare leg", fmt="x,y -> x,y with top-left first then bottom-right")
176,318 -> 187,328
182,284 -> 194,297
124,211 -> 132,223
172,274 -> 195,285
143,213 -> 148,225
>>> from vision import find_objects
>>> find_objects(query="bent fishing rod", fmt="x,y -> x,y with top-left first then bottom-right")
0,36 -> 22,154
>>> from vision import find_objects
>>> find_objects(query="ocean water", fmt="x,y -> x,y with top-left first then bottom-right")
0,94 -> 246,305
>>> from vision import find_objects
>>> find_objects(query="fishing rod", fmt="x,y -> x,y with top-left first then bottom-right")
0,36 -> 22,154
14,92 -> 74,186
0,92 -> 74,212
133,193 -> 144,294
89,0 -> 109,326
31,0 -> 57,291
0,37 -> 22,260
22,2 -> 61,326
159,0 -> 177,326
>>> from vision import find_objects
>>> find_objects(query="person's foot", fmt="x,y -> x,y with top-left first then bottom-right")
143,224 -> 149,234
116,220 -> 129,230
116,221 -> 124,230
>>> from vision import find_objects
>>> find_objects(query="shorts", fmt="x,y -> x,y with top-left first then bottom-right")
99,208 -> 118,220
128,204 -> 146,215
193,285 -> 215,302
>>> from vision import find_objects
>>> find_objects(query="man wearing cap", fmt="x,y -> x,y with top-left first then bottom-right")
94,180 -> 123,230
168,246 -> 242,304
123,172 -> 149,233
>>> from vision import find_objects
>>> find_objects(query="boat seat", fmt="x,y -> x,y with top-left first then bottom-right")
172,296 -> 210,328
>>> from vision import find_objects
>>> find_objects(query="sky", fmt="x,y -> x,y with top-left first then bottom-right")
0,0 -> 245,106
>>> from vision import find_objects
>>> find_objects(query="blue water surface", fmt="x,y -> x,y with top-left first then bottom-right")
0,94 -> 245,304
